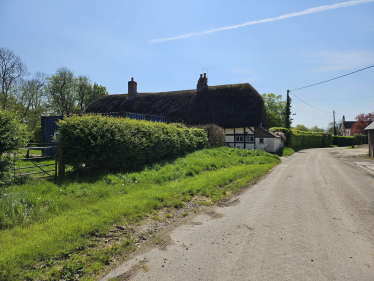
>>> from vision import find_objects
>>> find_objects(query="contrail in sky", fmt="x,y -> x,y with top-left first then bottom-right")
150,0 -> 374,43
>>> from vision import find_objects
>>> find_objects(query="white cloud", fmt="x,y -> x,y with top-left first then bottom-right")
311,51 -> 374,71
150,0 -> 374,43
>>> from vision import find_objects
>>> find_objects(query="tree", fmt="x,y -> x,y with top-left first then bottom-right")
352,112 -> 374,135
76,75 -> 92,114
0,48 -> 28,110
46,67 -> 76,116
91,83 -> 108,102
14,72 -> 47,129
309,125 -> 324,132
326,121 -> 342,135
262,93 -> 286,128
294,124 -> 309,131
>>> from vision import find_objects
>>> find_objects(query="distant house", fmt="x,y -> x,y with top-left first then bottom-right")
85,74 -> 283,153
364,121 -> 374,157
341,116 -> 356,136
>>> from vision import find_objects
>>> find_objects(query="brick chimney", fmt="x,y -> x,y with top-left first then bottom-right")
196,73 -> 208,91
128,77 -> 137,100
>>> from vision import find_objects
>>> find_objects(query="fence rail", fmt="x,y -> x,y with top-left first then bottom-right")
9,143 -> 65,182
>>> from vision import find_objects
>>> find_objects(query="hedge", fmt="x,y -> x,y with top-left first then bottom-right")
332,136 -> 354,146
269,127 -> 332,148
57,115 -> 209,170
353,134 -> 368,145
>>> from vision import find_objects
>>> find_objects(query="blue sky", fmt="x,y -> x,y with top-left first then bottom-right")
1,0 -> 373,129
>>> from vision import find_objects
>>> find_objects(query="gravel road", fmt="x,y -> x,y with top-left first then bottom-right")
101,147 -> 374,281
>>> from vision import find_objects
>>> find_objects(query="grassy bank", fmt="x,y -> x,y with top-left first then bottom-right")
0,147 -> 279,280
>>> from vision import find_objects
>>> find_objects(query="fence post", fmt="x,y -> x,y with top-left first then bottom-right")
58,143 -> 65,181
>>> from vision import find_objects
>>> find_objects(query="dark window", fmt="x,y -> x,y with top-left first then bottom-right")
235,135 -> 244,142
259,138 -> 264,144
246,135 -> 254,142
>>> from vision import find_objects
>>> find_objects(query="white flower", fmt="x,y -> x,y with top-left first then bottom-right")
135,180 -> 138,183
60,189 -> 62,191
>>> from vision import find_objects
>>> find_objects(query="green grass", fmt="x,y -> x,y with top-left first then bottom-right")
0,147 -> 279,280
275,147 -> 295,157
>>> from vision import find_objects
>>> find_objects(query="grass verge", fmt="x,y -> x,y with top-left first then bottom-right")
275,147 -> 294,157
0,147 -> 279,280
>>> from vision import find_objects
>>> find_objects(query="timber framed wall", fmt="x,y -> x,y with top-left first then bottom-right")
224,127 -> 255,149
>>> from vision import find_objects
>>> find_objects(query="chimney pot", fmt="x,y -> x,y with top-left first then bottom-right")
200,74 -> 203,78
131,77 -> 134,81
204,73 -> 206,78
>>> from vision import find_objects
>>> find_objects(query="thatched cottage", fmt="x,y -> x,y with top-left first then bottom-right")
85,75 -> 282,153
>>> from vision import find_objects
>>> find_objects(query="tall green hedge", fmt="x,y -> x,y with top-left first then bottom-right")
269,127 -> 332,148
353,134 -> 368,145
57,115 -> 209,170
332,136 -> 354,146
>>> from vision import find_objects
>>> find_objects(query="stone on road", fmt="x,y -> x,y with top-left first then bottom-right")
101,147 -> 374,281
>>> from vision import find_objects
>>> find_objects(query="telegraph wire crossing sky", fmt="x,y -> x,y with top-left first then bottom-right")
1,0 -> 374,129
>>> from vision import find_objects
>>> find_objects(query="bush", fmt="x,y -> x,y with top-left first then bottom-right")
57,115 -> 209,170
270,127 -> 332,148
0,110 -> 30,155
0,109 -> 30,182
187,124 -> 225,147
30,125 -> 42,143
333,136 -> 354,146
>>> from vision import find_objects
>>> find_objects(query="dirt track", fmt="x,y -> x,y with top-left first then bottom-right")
101,147 -> 374,281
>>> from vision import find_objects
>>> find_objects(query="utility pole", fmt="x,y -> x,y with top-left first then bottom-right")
333,110 -> 337,135
286,90 -> 291,128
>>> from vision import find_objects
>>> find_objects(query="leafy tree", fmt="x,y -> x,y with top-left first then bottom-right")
0,48 -> 28,110
76,75 -> 92,114
262,93 -> 286,128
352,112 -> 374,135
91,83 -> 108,102
14,72 -> 47,129
326,121 -> 342,135
309,125 -> 324,132
46,67 -> 76,116
294,124 -> 309,131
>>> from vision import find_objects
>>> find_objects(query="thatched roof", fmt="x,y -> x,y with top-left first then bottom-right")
85,84 -> 267,128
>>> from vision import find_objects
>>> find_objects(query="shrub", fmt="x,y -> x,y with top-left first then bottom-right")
187,124 -> 225,147
0,109 -> 30,155
57,115 -> 209,170
0,109 -> 30,182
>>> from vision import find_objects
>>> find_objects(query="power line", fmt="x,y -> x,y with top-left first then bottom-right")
290,65 -> 374,92
289,91 -> 330,113
306,95 -> 374,102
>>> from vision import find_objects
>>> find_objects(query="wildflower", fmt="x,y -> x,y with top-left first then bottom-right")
60,189 -> 62,191
122,184 -> 124,186
38,198 -> 40,200
135,180 -> 138,183
37,246 -> 40,248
